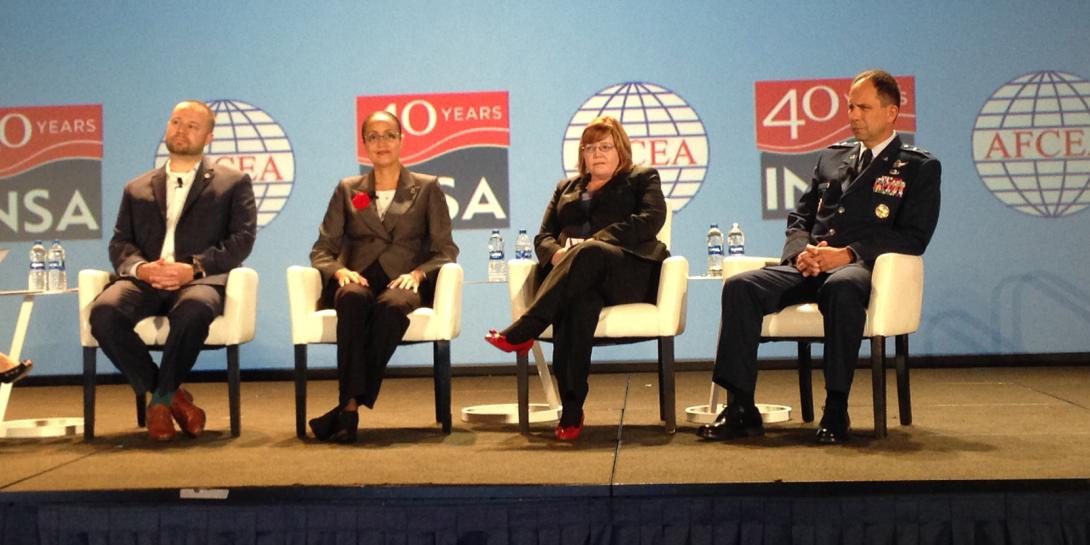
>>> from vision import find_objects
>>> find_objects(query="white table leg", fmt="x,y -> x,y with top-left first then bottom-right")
0,295 -> 35,424
532,342 -> 560,410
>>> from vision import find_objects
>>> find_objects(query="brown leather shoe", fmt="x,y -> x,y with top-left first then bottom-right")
170,387 -> 206,438
146,403 -> 176,441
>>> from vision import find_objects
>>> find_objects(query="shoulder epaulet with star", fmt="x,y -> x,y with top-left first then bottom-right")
829,138 -> 857,149
900,144 -> 932,157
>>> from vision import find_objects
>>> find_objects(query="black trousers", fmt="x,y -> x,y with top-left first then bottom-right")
512,240 -> 659,419
322,262 -> 423,408
713,264 -> 872,397
89,278 -> 224,397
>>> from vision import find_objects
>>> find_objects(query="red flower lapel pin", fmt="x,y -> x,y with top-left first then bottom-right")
352,192 -> 371,210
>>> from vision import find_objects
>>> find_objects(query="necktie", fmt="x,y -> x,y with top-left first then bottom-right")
858,148 -> 873,174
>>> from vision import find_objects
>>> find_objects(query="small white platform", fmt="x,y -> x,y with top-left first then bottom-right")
684,403 -> 792,425
0,417 -> 84,438
461,403 -> 561,424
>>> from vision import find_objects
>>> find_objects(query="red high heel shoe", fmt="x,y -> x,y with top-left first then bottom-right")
555,413 -> 585,441
484,329 -> 534,355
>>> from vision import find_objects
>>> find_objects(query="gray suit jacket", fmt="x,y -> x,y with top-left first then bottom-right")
108,158 -> 258,286
309,167 -> 459,288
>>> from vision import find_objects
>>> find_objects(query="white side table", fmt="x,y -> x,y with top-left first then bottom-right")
460,279 -> 561,425
0,288 -> 83,438
683,257 -> 792,425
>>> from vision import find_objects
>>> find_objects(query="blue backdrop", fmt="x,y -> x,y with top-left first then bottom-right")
2,1 -> 1088,376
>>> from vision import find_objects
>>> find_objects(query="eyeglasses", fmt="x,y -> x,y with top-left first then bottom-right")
581,142 -> 616,154
364,132 -> 401,144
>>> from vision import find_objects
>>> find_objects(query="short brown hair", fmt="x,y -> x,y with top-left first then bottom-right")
852,70 -> 901,107
576,116 -> 634,177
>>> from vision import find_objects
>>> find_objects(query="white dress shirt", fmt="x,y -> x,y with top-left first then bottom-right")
375,189 -> 396,219
128,161 -> 198,276
161,160 -> 199,262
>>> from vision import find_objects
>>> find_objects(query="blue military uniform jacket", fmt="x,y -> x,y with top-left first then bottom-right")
782,134 -> 942,266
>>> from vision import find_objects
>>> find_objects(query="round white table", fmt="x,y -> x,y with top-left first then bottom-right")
0,287 -> 84,438
460,279 -> 561,425
683,265 -> 793,425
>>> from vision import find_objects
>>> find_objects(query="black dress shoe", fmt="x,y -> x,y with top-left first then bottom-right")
329,411 -> 359,444
309,405 -> 342,441
696,404 -> 764,440
815,411 -> 851,445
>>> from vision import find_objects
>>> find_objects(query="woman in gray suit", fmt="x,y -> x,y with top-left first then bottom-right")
308,111 -> 458,443
485,116 -> 668,441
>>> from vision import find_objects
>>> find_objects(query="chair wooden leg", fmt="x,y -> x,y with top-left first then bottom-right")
658,337 -> 676,434
227,345 -> 241,437
517,350 -> 530,435
895,334 -> 912,426
433,341 -> 452,434
798,342 -> 814,423
656,344 -> 666,422
135,393 -> 146,428
82,347 -> 96,441
871,336 -> 887,438
294,344 -> 308,439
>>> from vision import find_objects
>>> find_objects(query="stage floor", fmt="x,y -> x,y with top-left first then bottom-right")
2,366 -> 1088,492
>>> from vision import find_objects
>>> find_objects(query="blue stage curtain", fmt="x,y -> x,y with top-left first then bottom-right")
25,493 -> 1090,545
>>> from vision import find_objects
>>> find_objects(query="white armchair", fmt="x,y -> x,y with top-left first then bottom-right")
720,253 -> 924,438
506,206 -> 688,434
78,267 -> 259,440
286,262 -> 463,436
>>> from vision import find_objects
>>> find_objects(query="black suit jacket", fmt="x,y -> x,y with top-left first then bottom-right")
309,167 -> 459,287
782,135 -> 942,266
108,158 -> 257,286
534,165 -> 669,268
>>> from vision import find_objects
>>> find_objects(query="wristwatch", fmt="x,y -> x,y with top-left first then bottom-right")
192,258 -> 207,279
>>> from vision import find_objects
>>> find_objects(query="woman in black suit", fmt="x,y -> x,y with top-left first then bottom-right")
486,116 -> 668,440
308,111 -> 459,443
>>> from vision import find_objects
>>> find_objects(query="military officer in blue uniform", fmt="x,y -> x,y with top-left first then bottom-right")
699,69 -> 941,444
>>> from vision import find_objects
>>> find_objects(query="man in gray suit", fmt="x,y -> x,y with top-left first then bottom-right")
89,100 -> 257,441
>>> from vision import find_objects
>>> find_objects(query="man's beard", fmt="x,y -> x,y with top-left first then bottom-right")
166,138 -> 205,156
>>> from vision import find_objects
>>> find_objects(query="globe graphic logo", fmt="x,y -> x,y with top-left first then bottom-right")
563,82 -> 709,211
972,71 -> 1090,217
155,99 -> 295,229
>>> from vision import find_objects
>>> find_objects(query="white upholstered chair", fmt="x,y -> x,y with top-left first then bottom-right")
78,267 -> 259,440
720,253 -> 924,437
286,262 -> 463,437
506,206 -> 688,434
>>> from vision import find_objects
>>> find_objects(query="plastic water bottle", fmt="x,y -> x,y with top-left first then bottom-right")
706,224 -> 723,276
514,229 -> 533,260
487,229 -> 506,282
727,222 -> 746,256
47,239 -> 67,291
28,240 -> 47,291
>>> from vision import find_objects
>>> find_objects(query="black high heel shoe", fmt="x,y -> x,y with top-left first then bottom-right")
0,359 -> 33,384
329,411 -> 359,444
309,405 -> 342,441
